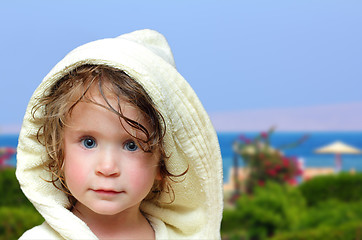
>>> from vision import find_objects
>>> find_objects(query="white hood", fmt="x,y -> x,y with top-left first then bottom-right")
16,29 -> 223,239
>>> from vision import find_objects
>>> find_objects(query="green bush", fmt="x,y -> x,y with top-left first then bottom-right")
0,168 -> 32,207
298,199 -> 362,231
221,182 -> 306,239
221,177 -> 362,240
0,168 -> 44,239
299,172 -> 362,206
0,206 -> 43,240
271,221 -> 362,240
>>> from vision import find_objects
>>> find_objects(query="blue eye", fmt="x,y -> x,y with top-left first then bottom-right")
124,141 -> 139,152
82,137 -> 97,149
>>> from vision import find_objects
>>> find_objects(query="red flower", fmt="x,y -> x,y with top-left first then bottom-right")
0,147 -> 16,167
258,180 -> 265,186
274,165 -> 282,172
296,168 -> 303,176
287,178 -> 298,186
282,157 -> 290,167
238,134 -> 251,144
261,132 -> 268,139
267,169 -> 277,176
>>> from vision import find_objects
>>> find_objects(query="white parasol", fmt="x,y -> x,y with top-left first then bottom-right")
315,141 -> 361,171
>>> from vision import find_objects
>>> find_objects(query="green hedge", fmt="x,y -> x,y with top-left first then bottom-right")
0,206 -> 43,240
221,173 -> 362,240
298,199 -> 362,230
222,182 -> 306,240
0,168 -> 44,240
272,221 -> 362,240
0,168 -> 32,207
299,172 -> 362,206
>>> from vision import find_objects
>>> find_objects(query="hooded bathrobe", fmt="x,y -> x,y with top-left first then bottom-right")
16,29 -> 223,239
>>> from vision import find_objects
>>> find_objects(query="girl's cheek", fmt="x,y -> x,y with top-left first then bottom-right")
128,165 -> 158,189
67,165 -> 87,184
63,148 -> 89,187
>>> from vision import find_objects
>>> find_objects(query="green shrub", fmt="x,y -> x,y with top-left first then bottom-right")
271,221 -> 362,240
221,173 -> 362,239
0,168 -> 32,207
0,206 -> 43,240
269,192 -> 362,239
0,168 -> 44,239
221,182 -> 306,239
299,172 -> 362,206
298,199 -> 362,230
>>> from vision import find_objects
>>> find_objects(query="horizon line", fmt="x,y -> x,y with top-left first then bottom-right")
2,101 -> 362,134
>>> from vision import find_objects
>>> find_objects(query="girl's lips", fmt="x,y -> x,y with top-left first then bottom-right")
92,189 -> 122,195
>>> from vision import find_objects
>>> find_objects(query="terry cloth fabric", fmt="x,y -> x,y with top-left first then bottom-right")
16,29 -> 223,239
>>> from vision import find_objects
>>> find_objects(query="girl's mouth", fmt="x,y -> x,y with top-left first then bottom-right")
92,189 -> 122,195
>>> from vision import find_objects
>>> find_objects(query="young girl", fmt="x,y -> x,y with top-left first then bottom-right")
16,29 -> 223,239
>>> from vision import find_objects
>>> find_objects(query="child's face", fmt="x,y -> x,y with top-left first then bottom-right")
62,88 -> 160,217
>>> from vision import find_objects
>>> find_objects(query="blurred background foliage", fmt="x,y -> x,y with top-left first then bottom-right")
222,130 -> 362,239
0,168 -> 43,240
232,129 -> 305,193
222,173 -> 362,240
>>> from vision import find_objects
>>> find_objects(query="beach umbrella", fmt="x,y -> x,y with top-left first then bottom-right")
315,141 -> 361,171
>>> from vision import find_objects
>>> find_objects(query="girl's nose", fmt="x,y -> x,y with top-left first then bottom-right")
95,149 -> 120,177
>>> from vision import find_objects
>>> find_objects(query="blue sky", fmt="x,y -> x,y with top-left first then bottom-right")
1,1 -> 362,131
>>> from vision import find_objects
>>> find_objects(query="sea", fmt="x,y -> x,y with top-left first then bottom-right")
2,132 -> 362,183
